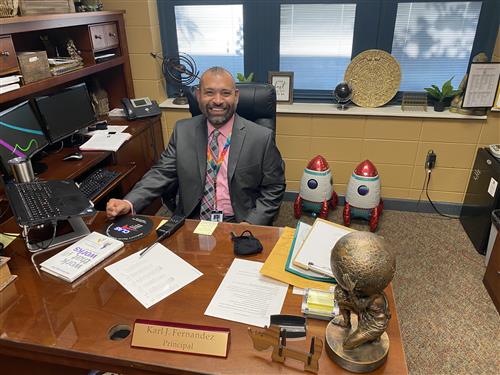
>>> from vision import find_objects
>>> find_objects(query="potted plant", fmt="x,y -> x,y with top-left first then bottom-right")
424,77 -> 461,112
236,72 -> 254,83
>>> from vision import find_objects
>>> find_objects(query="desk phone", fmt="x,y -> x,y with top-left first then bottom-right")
122,97 -> 161,120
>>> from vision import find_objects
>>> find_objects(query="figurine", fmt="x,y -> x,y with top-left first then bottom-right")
343,160 -> 383,232
449,52 -> 489,116
294,155 -> 338,219
325,232 -> 395,372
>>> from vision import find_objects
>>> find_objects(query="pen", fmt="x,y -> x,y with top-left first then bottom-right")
139,231 -> 169,257
307,262 -> 334,278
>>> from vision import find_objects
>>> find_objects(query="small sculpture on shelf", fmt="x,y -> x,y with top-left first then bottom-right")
343,160 -> 383,232
294,155 -> 338,219
325,231 -> 396,373
333,81 -> 352,110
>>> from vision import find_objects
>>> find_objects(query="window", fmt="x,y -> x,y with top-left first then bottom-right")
174,4 -> 244,77
158,1 -> 496,101
391,1 -> 482,91
280,4 -> 356,90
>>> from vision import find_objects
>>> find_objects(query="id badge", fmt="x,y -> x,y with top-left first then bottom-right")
210,210 -> 224,222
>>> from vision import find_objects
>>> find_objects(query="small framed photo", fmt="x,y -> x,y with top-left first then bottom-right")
268,71 -> 294,103
462,62 -> 500,108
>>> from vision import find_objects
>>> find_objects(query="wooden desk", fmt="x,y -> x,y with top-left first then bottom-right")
0,214 -> 408,374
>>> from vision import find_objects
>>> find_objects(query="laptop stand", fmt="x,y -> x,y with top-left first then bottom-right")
23,217 -> 90,252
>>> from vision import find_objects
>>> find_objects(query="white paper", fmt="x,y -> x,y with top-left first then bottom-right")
293,219 -> 351,277
105,243 -> 203,308
488,177 -> 498,198
79,132 -> 132,151
108,108 -> 126,117
205,259 -> 288,327
84,125 -> 128,136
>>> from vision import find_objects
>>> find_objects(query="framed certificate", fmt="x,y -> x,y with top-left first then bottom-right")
462,62 -> 500,108
268,71 -> 294,103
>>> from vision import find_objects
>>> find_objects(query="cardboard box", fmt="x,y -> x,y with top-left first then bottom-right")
17,51 -> 51,84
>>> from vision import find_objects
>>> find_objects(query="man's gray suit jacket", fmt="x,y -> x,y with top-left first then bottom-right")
124,114 -> 286,225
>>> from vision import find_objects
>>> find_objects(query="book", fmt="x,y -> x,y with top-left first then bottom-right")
40,232 -> 124,282
0,83 -> 20,94
79,132 -> 132,151
0,75 -> 21,86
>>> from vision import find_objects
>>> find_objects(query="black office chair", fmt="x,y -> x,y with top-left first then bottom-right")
185,82 -> 277,136
162,83 -> 278,213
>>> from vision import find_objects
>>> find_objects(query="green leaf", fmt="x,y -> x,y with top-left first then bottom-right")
247,72 -> 254,82
236,73 -> 245,82
424,87 -> 441,99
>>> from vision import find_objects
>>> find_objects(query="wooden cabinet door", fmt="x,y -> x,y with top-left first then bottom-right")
89,24 -> 106,51
0,36 -> 19,75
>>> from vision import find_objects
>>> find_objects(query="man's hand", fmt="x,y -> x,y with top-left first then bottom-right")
106,198 -> 131,219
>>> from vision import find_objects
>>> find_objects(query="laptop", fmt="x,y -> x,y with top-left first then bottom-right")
5,180 -> 96,226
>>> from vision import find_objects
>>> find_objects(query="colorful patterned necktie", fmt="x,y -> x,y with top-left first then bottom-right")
200,129 -> 220,220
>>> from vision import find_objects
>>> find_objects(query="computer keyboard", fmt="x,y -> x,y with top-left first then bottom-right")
78,168 -> 121,200
16,182 -> 61,222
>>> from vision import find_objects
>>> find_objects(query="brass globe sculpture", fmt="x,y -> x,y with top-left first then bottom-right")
326,231 -> 396,373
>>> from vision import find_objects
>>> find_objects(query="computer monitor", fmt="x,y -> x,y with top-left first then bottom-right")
35,83 -> 96,144
0,100 -> 49,177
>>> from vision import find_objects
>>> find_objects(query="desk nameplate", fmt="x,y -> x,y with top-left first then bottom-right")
132,319 -> 230,358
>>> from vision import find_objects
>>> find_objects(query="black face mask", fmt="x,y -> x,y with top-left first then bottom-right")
230,230 -> 263,256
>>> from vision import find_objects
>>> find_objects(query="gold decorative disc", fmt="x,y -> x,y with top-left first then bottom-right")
345,49 -> 401,108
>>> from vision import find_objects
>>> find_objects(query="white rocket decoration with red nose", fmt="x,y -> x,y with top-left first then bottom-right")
343,159 -> 383,232
294,155 -> 338,219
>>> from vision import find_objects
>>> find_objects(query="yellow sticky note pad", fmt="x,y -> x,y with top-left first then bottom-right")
193,220 -> 218,235
0,233 -> 19,249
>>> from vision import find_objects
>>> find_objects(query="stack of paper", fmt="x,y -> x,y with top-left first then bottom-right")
40,232 -> 124,282
48,58 -> 83,76
292,219 -> 354,278
0,75 -> 21,94
79,132 -> 132,151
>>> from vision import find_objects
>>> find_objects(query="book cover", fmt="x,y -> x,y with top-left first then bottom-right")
40,232 -> 124,282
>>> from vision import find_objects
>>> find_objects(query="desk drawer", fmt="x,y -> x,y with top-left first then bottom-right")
0,36 -> 19,75
104,23 -> 119,48
89,23 -> 119,51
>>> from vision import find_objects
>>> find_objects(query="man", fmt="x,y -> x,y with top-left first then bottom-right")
106,67 -> 285,225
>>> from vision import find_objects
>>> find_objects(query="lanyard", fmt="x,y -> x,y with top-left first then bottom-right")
207,133 -> 231,176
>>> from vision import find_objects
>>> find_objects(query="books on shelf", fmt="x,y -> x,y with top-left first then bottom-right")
0,75 -> 22,94
0,75 -> 21,86
0,83 -> 21,94
79,132 -> 132,152
40,232 -> 124,283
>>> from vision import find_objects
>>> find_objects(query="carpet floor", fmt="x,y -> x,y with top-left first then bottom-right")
157,203 -> 499,375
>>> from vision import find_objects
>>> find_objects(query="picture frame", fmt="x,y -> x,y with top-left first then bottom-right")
268,71 -> 294,103
462,62 -> 500,109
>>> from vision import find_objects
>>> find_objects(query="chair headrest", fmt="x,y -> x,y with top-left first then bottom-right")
185,83 -> 276,133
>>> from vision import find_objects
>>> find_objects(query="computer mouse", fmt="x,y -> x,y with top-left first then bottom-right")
63,152 -> 83,161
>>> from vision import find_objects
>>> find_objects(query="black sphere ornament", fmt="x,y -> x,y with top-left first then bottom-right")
333,82 -> 353,110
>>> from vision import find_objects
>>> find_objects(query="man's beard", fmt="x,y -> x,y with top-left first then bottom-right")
205,104 -> 235,126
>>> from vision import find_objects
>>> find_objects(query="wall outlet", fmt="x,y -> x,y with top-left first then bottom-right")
425,150 -> 437,170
